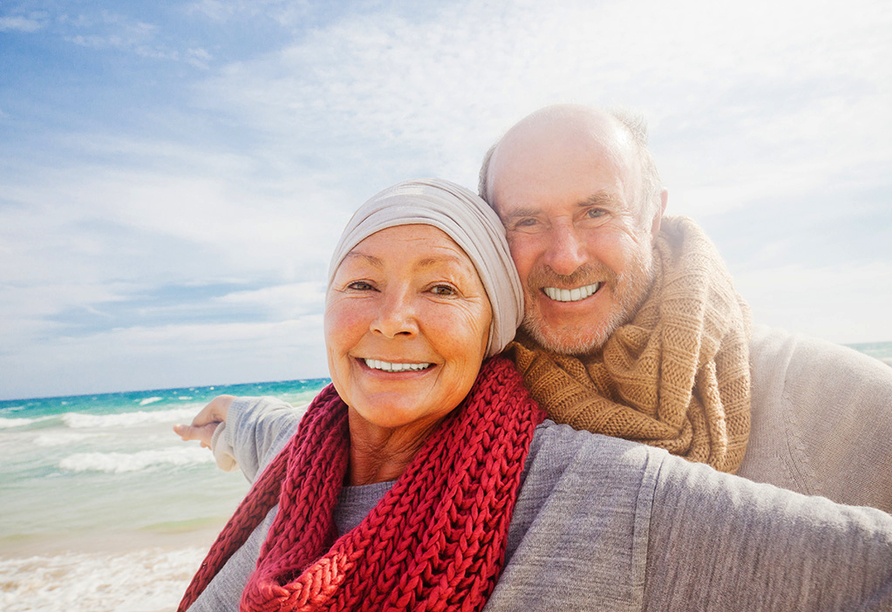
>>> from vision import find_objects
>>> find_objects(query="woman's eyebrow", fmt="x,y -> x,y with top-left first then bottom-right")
343,251 -> 383,267
416,253 -> 470,268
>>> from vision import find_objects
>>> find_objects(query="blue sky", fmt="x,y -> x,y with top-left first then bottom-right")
1,0 -> 890,400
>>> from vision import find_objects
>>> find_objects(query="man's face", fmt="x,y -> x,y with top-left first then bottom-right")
487,121 -> 658,355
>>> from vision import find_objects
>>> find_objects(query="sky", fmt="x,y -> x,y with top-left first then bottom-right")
1,0 -> 890,400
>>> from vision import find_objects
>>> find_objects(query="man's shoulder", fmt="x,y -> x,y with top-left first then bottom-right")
749,324 -> 892,394
742,325 -> 892,512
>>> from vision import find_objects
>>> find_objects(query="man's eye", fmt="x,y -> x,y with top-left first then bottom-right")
586,208 -> 605,218
511,217 -> 540,230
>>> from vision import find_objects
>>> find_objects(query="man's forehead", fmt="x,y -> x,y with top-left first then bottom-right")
487,111 -> 639,215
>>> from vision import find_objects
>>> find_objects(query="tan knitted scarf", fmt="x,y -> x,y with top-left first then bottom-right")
509,216 -> 751,472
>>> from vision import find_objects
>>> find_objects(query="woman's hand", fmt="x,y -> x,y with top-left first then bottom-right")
173,394 -> 236,449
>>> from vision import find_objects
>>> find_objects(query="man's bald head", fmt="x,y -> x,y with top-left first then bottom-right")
479,105 -> 663,226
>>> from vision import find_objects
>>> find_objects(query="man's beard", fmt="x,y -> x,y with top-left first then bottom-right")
520,245 -> 656,356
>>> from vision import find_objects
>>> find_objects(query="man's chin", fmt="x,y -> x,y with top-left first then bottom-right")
520,320 -> 609,356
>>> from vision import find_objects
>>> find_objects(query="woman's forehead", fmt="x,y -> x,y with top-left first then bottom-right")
352,224 -> 472,263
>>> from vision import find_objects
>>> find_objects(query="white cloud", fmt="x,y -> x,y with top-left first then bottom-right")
63,11 -> 158,51
0,14 -> 46,32
3,0 -> 890,398
184,0 -> 312,24
734,260 -> 892,344
186,47 -> 213,69
192,0 -> 892,191
213,282 -> 327,319
0,316 -> 327,399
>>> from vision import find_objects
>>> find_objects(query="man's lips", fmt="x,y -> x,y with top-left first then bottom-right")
542,282 -> 601,303
363,358 -> 433,373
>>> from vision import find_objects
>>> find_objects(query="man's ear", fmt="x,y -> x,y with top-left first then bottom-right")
650,189 -> 668,238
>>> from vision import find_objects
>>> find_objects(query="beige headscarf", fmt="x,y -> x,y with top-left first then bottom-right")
329,178 -> 523,358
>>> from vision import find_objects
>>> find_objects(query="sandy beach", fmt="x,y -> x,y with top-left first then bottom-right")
0,518 -> 228,612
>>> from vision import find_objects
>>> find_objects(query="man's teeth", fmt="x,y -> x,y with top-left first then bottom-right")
543,283 -> 600,303
364,359 -> 432,373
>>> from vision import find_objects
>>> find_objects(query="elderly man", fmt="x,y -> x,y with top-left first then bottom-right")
478,104 -> 892,512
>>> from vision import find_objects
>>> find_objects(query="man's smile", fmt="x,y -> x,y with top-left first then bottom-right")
542,282 -> 601,303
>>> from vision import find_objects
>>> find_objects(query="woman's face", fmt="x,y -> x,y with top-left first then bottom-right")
325,224 -> 492,437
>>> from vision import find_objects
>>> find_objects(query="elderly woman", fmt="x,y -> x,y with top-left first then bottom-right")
175,179 -> 892,611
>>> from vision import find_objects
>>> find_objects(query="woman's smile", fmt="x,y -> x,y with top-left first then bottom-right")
361,358 -> 434,373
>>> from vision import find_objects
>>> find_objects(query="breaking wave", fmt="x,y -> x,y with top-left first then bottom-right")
59,447 -> 213,474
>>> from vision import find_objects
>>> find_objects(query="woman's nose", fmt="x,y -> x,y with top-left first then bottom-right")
543,223 -> 589,276
370,290 -> 419,338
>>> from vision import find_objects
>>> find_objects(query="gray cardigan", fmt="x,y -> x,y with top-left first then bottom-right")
192,393 -> 892,611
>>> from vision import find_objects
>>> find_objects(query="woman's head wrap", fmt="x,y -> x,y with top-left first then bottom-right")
328,178 -> 523,358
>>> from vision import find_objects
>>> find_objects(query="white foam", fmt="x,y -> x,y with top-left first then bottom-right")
0,417 -> 36,429
62,407 -> 200,429
0,547 -> 205,612
33,432 -> 95,447
59,447 -> 214,474
139,396 -> 165,406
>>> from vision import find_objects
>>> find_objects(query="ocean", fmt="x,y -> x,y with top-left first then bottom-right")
0,379 -> 328,612
2,342 -> 891,611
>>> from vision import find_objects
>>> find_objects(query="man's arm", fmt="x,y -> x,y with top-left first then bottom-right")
743,324 -> 892,513
646,451 -> 892,610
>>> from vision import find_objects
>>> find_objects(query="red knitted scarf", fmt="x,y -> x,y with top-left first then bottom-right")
178,356 -> 545,612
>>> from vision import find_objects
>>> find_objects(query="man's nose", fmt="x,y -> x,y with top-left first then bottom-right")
543,223 -> 589,276
370,290 -> 419,338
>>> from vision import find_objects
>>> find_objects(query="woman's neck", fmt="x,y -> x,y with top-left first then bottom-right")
346,409 -> 443,486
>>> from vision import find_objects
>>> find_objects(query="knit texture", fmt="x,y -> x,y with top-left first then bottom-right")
178,356 -> 545,611
510,216 -> 751,473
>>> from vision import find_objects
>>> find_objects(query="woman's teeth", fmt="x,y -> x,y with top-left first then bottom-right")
543,282 -> 600,303
364,359 -> 432,372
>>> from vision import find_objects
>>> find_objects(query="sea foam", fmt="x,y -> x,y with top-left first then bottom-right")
62,408 -> 200,429
59,447 -> 214,474
33,432 -> 95,447
0,417 -> 37,429
0,547 -> 204,612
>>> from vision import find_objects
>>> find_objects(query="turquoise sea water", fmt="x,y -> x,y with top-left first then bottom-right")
0,378 -> 328,612
1,342 -> 890,611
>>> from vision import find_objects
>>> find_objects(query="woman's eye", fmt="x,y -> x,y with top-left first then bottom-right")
347,281 -> 374,291
430,284 -> 456,296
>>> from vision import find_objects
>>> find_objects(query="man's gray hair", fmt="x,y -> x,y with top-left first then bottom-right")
478,107 -> 663,224
608,108 -> 663,223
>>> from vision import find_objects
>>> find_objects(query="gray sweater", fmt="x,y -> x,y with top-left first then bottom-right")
740,325 -> 892,513
192,395 -> 892,612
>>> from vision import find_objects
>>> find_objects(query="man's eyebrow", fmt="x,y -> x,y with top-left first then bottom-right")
501,206 -> 541,222
581,191 -> 623,208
